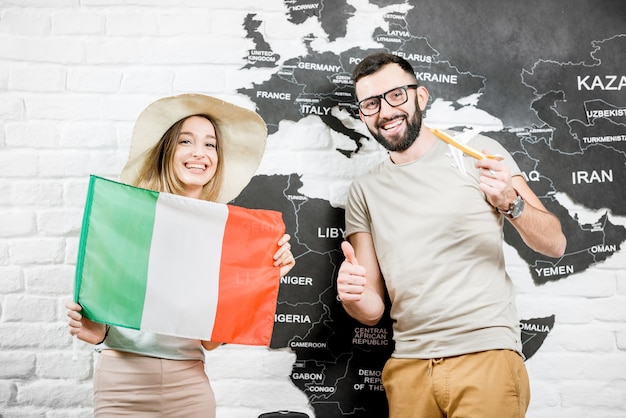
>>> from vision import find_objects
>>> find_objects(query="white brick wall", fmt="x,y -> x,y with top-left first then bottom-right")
1,1 -> 625,417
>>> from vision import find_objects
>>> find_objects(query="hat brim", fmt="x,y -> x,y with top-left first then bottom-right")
120,94 -> 267,203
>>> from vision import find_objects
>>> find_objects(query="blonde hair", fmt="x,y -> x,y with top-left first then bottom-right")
134,115 -> 225,202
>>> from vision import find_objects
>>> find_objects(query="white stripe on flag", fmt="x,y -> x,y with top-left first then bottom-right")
141,192 -> 229,340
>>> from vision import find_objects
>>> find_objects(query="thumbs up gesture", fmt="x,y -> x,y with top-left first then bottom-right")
337,241 -> 367,302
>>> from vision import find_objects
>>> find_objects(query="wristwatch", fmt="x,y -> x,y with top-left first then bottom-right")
497,194 -> 525,219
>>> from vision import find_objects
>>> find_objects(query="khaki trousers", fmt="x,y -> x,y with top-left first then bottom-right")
382,350 -> 530,418
94,351 -> 216,417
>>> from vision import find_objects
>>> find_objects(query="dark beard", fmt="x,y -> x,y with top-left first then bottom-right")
370,108 -> 423,152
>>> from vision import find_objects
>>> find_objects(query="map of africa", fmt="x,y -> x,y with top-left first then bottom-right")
231,1 -> 626,416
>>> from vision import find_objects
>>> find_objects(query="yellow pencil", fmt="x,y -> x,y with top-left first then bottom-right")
431,128 -> 500,160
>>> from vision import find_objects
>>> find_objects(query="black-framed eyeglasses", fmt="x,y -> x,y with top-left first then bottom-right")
357,84 -> 418,116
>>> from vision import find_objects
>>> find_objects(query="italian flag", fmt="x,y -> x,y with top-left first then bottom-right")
74,176 -> 285,346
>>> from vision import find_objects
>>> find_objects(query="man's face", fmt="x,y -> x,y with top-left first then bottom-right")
355,63 -> 425,152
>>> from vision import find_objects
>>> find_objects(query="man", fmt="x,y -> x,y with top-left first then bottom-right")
337,52 -> 566,418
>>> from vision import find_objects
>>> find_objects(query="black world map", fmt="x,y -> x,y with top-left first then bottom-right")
231,1 -> 626,416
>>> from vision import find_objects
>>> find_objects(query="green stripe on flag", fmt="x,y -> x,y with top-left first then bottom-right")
75,176 -> 158,329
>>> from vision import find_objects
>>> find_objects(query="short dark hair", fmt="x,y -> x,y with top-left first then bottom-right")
352,52 -> 417,84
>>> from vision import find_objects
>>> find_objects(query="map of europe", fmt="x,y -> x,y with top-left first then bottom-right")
231,1 -> 626,416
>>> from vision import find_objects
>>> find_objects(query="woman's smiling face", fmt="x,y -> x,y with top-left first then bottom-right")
173,115 -> 219,198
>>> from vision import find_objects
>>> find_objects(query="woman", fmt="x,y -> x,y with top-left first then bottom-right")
66,94 -> 295,417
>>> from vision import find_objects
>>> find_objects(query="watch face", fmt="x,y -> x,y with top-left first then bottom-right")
511,196 -> 525,218
497,195 -> 524,218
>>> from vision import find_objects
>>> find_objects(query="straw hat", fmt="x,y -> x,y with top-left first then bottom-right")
120,94 -> 267,203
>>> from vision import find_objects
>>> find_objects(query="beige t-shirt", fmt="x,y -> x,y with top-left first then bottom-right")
345,133 -> 524,358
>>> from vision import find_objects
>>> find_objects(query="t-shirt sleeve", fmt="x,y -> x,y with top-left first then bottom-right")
344,180 -> 372,239
469,134 -> 522,177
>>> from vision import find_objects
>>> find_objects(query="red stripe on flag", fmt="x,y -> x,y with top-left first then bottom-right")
211,205 -> 285,346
